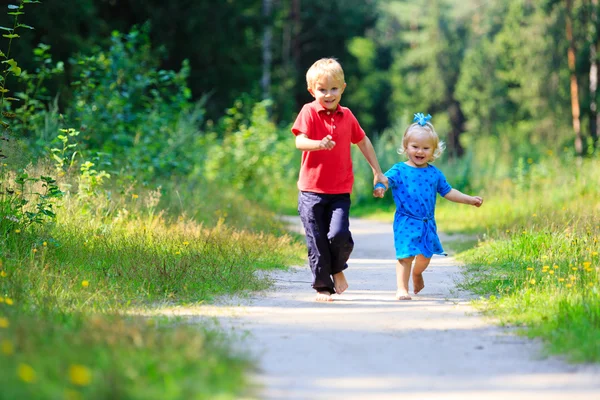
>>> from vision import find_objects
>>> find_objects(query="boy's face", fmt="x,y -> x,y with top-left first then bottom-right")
308,75 -> 346,111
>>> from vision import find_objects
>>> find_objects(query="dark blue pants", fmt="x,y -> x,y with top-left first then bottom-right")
298,191 -> 354,294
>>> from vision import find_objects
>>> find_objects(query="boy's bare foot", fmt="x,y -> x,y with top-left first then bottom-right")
413,272 -> 425,294
395,290 -> 412,300
315,291 -> 333,302
333,272 -> 349,294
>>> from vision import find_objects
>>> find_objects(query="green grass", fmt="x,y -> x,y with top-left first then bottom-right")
451,157 -> 600,362
0,311 -> 252,400
356,154 -> 600,363
0,166 -> 305,398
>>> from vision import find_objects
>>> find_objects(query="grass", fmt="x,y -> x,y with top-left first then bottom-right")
355,154 -> 600,363
450,157 -> 600,362
0,164 -> 305,398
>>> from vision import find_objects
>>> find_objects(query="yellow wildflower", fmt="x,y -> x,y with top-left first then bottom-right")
0,317 -> 8,328
5,298 -> 13,305
529,279 -> 536,285
583,261 -> 592,268
43,242 -> 47,247
68,364 -> 92,386
549,270 -> 555,275
566,283 -> 573,288
0,271 -> 6,277
14,229 -> 20,233
1,339 -> 14,355
81,281 -> 89,288
558,278 -> 565,282
553,265 -> 559,269
32,249 -> 37,253
17,363 -> 36,383
588,283 -> 595,287
593,252 -> 599,256
526,267 -> 534,271
132,194 -> 139,199
183,241 -> 190,246
175,251 -> 181,255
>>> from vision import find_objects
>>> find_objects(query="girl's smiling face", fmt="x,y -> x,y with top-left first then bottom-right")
309,75 -> 346,110
405,131 -> 435,168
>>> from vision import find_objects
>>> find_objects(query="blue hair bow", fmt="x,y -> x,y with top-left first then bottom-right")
413,113 -> 432,126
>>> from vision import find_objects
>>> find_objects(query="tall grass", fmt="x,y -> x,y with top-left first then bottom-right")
0,164 -> 304,398
355,128 -> 600,362
444,156 -> 600,362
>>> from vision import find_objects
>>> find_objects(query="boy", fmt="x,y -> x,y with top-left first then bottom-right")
292,58 -> 388,302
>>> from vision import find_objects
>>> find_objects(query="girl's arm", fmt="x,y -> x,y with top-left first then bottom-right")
444,189 -> 483,207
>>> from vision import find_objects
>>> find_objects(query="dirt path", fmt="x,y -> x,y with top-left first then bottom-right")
191,217 -> 600,399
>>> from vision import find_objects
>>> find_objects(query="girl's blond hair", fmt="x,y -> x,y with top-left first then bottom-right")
306,58 -> 345,90
398,122 -> 445,162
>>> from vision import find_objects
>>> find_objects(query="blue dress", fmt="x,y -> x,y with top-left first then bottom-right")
384,162 -> 452,259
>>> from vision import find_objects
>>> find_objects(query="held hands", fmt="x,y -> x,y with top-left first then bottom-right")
372,175 -> 389,198
319,135 -> 336,150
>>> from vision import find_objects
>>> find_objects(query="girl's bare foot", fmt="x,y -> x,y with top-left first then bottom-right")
395,290 -> 412,300
333,272 -> 348,294
315,291 -> 333,302
413,272 -> 425,294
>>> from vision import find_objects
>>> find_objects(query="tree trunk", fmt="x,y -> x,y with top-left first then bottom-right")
261,0 -> 273,102
590,0 -> 599,150
447,101 -> 465,159
566,0 -> 584,156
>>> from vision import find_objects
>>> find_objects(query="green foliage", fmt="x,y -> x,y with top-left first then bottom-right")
0,168 -> 62,234
11,43 -> 64,141
200,97 -> 299,209
0,0 -> 40,159
67,24 -> 199,180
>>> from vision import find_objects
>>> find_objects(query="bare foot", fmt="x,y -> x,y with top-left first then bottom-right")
413,272 -> 425,294
333,272 -> 349,294
315,291 -> 333,302
395,290 -> 412,300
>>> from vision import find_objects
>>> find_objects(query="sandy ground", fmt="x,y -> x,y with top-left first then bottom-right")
182,217 -> 600,400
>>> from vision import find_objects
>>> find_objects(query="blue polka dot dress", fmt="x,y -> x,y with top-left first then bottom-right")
384,162 -> 452,259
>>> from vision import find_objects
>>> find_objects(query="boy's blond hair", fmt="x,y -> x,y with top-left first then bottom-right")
399,123 -> 445,162
306,58 -> 345,90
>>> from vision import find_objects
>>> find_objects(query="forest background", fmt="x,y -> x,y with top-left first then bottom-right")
0,0 -> 599,399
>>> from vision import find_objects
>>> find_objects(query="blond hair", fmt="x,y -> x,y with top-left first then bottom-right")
399,122 -> 445,162
306,58 -> 345,90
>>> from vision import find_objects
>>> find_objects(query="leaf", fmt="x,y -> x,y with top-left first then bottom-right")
7,5 -> 19,10
2,112 -> 16,119
4,98 -> 20,101
17,24 -> 34,30
0,26 -> 13,32
8,12 -> 24,16
2,34 -> 20,39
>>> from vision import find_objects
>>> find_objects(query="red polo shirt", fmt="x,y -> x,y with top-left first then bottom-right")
291,100 -> 366,194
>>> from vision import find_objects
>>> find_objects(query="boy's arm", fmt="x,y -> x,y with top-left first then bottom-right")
443,189 -> 483,207
295,133 -> 336,151
356,136 -> 388,196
